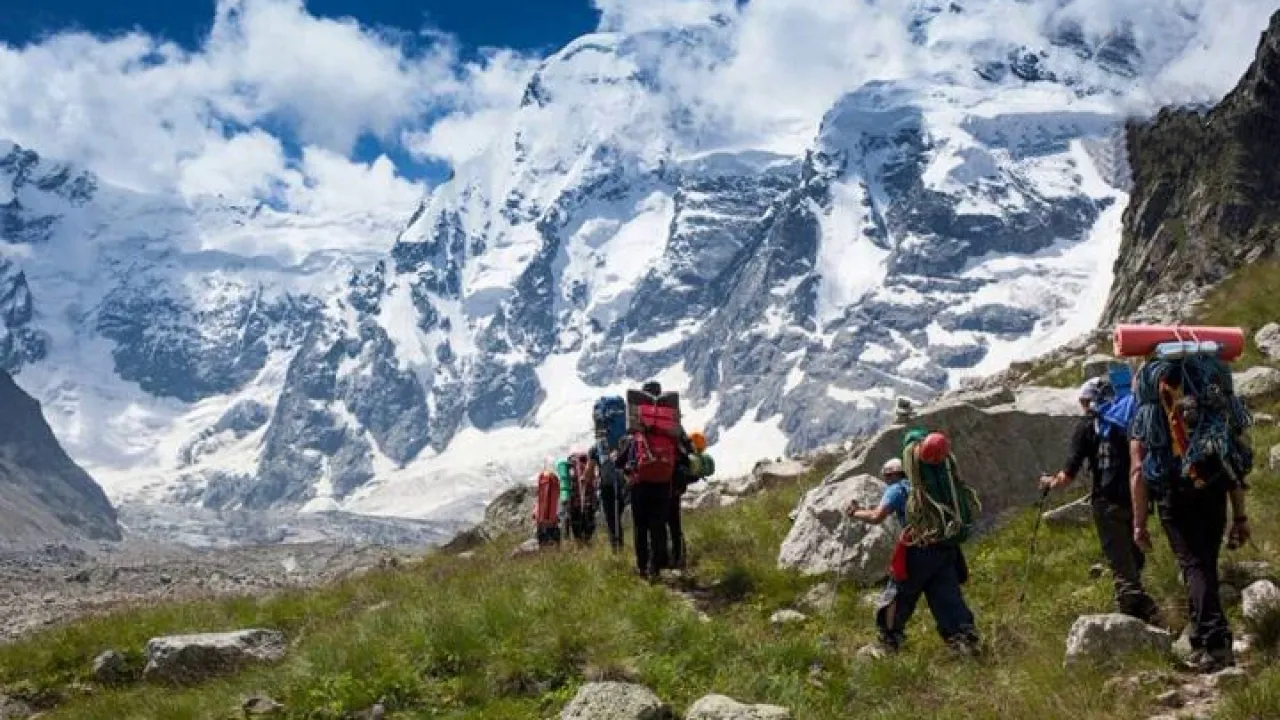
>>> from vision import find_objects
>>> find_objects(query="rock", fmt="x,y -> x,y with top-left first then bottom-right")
1089,564 -> 1107,580
824,388 -> 1080,523
1270,444 -> 1280,473
481,484 -> 538,540
1083,355 -> 1117,379
683,486 -> 725,511
1255,323 -> 1280,362
0,695 -> 33,720
1173,625 -> 1193,661
855,644 -> 887,662
142,629 -> 287,684
1243,580 -> 1280,622
1064,614 -> 1173,667
777,474 -> 897,585
1206,666 -> 1248,690
243,695 -> 284,716
92,649 -> 131,685
799,582 -> 837,614
1255,412 -> 1276,425
1043,496 -> 1093,527
685,694 -> 792,720
770,609 -> 808,627
1155,690 -> 1183,709
510,539 -> 541,558
724,459 -> 810,497
1233,366 -> 1280,405
560,682 -> 671,720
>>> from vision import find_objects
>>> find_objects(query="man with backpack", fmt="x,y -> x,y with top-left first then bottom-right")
620,380 -> 680,579
556,452 -> 597,544
1041,376 -> 1161,624
850,431 -> 981,656
592,396 -> 630,552
1130,351 -> 1254,672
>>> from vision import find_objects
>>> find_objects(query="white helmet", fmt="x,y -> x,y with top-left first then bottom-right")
882,458 -> 904,476
1078,377 -> 1102,402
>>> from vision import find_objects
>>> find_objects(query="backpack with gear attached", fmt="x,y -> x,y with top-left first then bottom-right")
1130,349 -> 1253,498
626,389 -> 681,484
593,396 -> 628,452
567,452 -> 597,512
901,429 -> 981,545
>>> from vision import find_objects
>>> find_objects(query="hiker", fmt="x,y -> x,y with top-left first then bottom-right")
557,452 -> 597,544
592,396 -> 629,552
1041,376 -> 1161,623
666,430 -> 711,569
533,467 -> 562,547
849,433 -> 981,655
1130,352 -> 1254,672
620,380 -> 679,578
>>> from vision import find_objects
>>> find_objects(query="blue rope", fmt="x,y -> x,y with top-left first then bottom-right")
1130,355 -> 1253,494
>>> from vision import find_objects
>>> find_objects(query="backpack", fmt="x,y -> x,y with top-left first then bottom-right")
685,452 -> 715,478
567,453 -> 597,512
533,471 -> 560,528
1130,353 -> 1253,497
901,429 -> 981,545
593,396 -> 628,452
626,389 -> 681,484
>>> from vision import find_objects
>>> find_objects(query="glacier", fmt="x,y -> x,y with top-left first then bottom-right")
0,2 -> 1244,538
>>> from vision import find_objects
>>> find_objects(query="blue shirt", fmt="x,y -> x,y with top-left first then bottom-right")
880,480 -> 911,525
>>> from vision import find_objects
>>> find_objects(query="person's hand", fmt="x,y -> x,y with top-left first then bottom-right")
1228,517 -> 1252,550
1040,473 -> 1068,491
1133,524 -> 1152,552
845,500 -> 861,517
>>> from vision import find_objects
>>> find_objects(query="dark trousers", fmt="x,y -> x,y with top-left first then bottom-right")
631,481 -> 671,575
1158,484 -> 1231,652
876,544 -> 976,649
1093,497 -> 1159,622
535,525 -> 561,547
568,504 -> 596,543
667,486 -> 685,569
599,463 -> 627,550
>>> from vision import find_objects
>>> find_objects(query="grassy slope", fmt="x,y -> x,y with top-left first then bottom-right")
4,269 -> 1279,720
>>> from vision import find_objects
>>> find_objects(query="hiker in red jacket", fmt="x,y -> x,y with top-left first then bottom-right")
620,380 -> 679,579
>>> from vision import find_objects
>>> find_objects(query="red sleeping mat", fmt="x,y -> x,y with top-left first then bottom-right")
1112,324 -> 1245,360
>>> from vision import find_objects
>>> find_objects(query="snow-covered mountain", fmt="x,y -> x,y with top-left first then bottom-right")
0,2 -> 1234,533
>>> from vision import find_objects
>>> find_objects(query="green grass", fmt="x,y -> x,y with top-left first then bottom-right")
1193,259 -> 1280,369
4,429 -> 1280,719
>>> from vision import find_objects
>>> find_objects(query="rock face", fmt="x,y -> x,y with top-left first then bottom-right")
1234,366 -> 1280,405
0,369 -> 120,547
1257,323 -> 1280,361
777,474 -> 898,584
560,682 -> 671,720
1064,614 -> 1173,667
142,629 -> 287,684
1101,10 -> 1280,324
828,387 -> 1080,524
1243,580 -> 1280,622
685,695 -> 792,720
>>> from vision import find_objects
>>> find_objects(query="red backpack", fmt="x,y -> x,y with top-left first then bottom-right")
629,398 -> 680,484
533,471 -> 560,527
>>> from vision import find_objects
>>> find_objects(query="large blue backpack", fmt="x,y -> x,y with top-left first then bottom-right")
593,396 -> 627,452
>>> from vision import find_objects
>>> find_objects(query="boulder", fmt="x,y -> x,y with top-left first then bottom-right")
481,484 -> 537,540
142,629 -> 287,684
799,582 -> 837,614
1255,323 -> 1280,362
0,695 -> 33,720
1243,580 -> 1280,622
92,649 -> 131,685
769,610 -> 808,627
686,694 -> 792,720
1043,495 -> 1093,527
1064,614 -> 1172,667
560,682 -> 671,720
243,695 -> 285,716
724,460 -> 810,497
777,474 -> 897,585
825,388 -> 1080,523
510,538 -> 541,558
1234,366 -> 1280,405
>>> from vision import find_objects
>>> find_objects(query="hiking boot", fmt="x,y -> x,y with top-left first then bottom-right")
1183,646 -> 1235,674
946,630 -> 982,658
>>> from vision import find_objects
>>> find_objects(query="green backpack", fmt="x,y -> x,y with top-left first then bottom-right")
901,428 -> 981,545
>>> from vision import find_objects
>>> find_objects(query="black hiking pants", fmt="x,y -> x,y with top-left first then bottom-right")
631,481 -> 670,575
876,543 -> 976,649
1093,496 -> 1160,622
568,504 -> 596,544
666,485 -> 685,569
599,462 -> 627,551
1158,483 -> 1232,653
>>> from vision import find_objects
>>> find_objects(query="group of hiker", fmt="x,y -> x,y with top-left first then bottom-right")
532,381 -> 717,578
842,336 -> 1256,673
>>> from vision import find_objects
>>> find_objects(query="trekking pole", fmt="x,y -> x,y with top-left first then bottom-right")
1016,484 -> 1052,606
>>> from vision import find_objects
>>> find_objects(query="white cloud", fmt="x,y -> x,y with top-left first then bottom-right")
592,0 -> 736,33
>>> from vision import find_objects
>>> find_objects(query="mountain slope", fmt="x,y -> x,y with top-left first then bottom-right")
0,369 -> 120,546
1102,10 -> 1280,324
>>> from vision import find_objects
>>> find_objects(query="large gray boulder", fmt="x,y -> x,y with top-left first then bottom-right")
778,474 -> 897,584
481,484 -> 537,540
724,459 -> 811,497
1064,614 -> 1172,667
825,388 -> 1079,524
1255,323 -> 1280,362
1243,580 -> 1280,622
142,629 -> 287,684
686,694 -> 792,720
560,682 -> 671,720
1234,366 -> 1280,405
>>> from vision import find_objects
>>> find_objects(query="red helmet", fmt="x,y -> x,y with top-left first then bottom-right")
918,432 -> 951,464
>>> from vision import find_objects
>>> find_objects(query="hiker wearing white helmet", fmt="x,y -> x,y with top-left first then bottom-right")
1041,374 -> 1161,625
846,458 -> 908,525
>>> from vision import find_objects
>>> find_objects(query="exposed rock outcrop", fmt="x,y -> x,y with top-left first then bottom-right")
1101,11 -> 1280,324
560,682 -> 671,720
142,629 -> 287,684
1234,366 -> 1280,405
777,474 -> 898,584
0,370 -> 120,547
1064,614 -> 1172,667
1257,323 -> 1280,362
686,695 -> 792,720
1243,580 -> 1280,622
